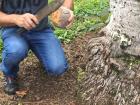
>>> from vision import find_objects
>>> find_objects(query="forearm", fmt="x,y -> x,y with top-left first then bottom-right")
0,11 -> 17,26
63,0 -> 74,10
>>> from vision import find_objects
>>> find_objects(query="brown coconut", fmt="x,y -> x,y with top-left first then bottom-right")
50,7 -> 71,28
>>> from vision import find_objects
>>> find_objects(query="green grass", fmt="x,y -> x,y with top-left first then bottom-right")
55,0 -> 110,43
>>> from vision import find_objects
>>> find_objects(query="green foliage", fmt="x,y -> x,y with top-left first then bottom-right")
55,0 -> 110,43
75,0 -> 109,16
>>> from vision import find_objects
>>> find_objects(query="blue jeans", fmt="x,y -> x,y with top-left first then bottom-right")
0,27 -> 69,77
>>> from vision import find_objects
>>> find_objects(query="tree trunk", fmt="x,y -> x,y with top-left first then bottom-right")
105,0 -> 140,57
79,0 -> 140,105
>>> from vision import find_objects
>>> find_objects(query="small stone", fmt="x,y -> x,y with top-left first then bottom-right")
128,70 -> 136,80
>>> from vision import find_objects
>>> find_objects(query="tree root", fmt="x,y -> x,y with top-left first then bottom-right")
79,36 -> 140,105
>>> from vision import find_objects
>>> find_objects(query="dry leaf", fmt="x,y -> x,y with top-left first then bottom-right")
16,89 -> 28,97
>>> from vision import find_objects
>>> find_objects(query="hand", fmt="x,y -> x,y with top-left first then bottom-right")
66,9 -> 74,29
12,13 -> 39,30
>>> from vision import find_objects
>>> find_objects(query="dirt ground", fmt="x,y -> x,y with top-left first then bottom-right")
0,32 -> 95,105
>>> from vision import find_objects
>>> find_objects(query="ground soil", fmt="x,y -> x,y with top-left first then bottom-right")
0,32 -> 95,105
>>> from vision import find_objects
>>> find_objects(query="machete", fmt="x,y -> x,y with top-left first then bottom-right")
17,0 -> 64,34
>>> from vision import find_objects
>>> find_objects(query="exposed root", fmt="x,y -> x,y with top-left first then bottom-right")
80,36 -> 140,105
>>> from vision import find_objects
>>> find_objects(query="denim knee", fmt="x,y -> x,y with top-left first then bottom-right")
46,63 -> 69,76
1,41 -> 28,77
4,40 -> 28,63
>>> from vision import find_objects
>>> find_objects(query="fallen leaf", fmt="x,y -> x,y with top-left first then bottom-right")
16,89 -> 28,98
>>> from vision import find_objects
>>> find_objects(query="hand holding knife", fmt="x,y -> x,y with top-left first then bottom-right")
17,0 -> 64,34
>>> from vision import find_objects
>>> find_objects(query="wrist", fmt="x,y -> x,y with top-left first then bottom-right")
8,14 -> 18,25
62,5 -> 74,11
62,0 -> 74,10
60,6 -> 73,13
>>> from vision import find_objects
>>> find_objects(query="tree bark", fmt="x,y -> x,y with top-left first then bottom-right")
104,0 -> 140,57
79,0 -> 140,105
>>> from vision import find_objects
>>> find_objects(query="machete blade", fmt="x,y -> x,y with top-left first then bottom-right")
17,0 -> 64,34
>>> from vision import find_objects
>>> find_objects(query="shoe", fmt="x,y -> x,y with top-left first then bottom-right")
3,76 -> 19,95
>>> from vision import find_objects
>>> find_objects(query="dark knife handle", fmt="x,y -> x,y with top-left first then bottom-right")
17,27 -> 27,34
